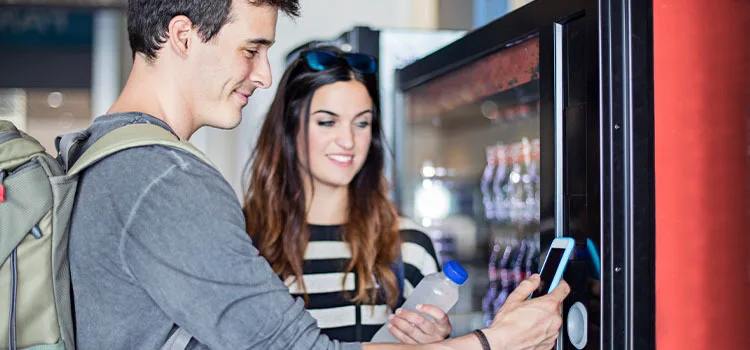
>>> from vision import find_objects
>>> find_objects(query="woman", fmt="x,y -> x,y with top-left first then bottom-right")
243,47 -> 451,344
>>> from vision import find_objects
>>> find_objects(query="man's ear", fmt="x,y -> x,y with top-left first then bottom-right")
166,15 -> 194,58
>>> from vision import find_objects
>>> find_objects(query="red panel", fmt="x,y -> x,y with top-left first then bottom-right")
654,0 -> 750,348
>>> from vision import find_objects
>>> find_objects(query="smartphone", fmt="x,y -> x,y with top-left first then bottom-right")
529,237 -> 575,298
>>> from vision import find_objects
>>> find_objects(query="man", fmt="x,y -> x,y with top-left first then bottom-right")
68,0 -> 569,349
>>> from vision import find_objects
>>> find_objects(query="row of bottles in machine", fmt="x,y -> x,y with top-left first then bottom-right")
480,137 -> 540,226
481,236 -> 540,326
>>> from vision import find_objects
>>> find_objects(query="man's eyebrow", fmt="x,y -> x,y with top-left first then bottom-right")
245,38 -> 274,46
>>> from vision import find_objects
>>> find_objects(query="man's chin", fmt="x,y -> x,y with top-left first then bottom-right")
208,112 -> 243,130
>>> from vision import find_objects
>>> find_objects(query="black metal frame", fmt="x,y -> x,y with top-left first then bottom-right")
395,0 -> 656,348
599,0 -> 655,349
397,0 -> 598,90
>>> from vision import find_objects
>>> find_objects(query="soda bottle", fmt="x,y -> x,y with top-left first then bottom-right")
492,145 -> 509,222
512,239 -> 528,290
525,239 -> 539,279
481,146 -> 496,221
492,240 -> 516,312
481,240 -> 502,326
507,143 -> 525,224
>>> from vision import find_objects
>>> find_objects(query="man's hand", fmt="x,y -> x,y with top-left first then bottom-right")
485,274 -> 570,350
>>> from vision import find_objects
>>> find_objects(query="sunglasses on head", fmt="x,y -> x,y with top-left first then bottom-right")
301,50 -> 377,74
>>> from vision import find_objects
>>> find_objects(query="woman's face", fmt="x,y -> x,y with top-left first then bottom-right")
296,80 -> 373,191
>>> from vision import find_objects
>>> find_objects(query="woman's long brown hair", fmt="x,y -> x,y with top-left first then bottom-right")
243,48 -> 401,308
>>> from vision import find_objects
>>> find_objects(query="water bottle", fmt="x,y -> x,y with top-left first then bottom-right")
369,261 -> 469,343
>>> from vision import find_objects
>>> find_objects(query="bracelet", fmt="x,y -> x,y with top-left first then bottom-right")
472,329 -> 491,350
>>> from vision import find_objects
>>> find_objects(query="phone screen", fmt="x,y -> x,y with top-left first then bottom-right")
530,247 -> 565,298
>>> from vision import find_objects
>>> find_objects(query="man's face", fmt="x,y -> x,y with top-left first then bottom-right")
186,1 -> 277,130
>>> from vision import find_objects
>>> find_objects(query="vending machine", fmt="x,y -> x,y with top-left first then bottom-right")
393,0 -> 656,348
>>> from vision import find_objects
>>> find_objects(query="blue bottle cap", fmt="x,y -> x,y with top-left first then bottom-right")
443,261 -> 468,285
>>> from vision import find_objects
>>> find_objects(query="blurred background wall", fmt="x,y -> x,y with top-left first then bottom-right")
0,0 -> 528,198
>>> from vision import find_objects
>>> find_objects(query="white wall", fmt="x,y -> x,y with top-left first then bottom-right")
510,0 -> 535,11
91,9 -> 122,119
192,0 -> 441,200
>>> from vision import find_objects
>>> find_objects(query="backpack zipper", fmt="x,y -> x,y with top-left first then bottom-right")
0,129 -> 21,146
0,161 -> 41,204
7,160 -> 40,177
8,247 -> 18,350
30,225 -> 43,239
0,129 -> 36,204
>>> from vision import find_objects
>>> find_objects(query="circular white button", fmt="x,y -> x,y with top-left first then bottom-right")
567,301 -> 588,349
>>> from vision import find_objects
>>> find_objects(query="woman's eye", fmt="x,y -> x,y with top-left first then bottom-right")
317,120 -> 335,127
356,121 -> 371,128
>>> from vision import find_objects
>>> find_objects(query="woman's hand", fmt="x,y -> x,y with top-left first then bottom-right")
386,304 -> 452,344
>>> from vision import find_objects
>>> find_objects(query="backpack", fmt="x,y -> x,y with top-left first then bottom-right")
0,120 -> 212,350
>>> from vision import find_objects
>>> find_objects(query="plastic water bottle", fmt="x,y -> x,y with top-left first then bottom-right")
369,261 -> 468,343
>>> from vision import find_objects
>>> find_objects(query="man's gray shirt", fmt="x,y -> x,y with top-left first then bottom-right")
68,112 -> 361,350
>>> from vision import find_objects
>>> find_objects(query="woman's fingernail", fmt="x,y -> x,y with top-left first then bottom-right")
388,314 -> 394,320
416,304 -> 424,310
396,308 -> 402,314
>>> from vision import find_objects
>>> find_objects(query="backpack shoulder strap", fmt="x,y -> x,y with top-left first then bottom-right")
57,129 -> 90,172
67,124 -> 216,176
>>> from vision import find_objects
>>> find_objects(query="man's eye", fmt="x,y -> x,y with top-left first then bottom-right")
245,50 -> 258,58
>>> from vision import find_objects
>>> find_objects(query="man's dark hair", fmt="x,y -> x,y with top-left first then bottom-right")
127,0 -> 300,62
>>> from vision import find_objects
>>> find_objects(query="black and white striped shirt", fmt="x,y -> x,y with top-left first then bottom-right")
284,220 -> 441,342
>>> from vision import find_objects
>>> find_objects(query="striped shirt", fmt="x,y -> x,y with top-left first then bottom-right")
283,221 -> 440,342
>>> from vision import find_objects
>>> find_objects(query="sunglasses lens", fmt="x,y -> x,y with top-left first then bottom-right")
345,54 -> 376,73
304,51 -> 337,71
